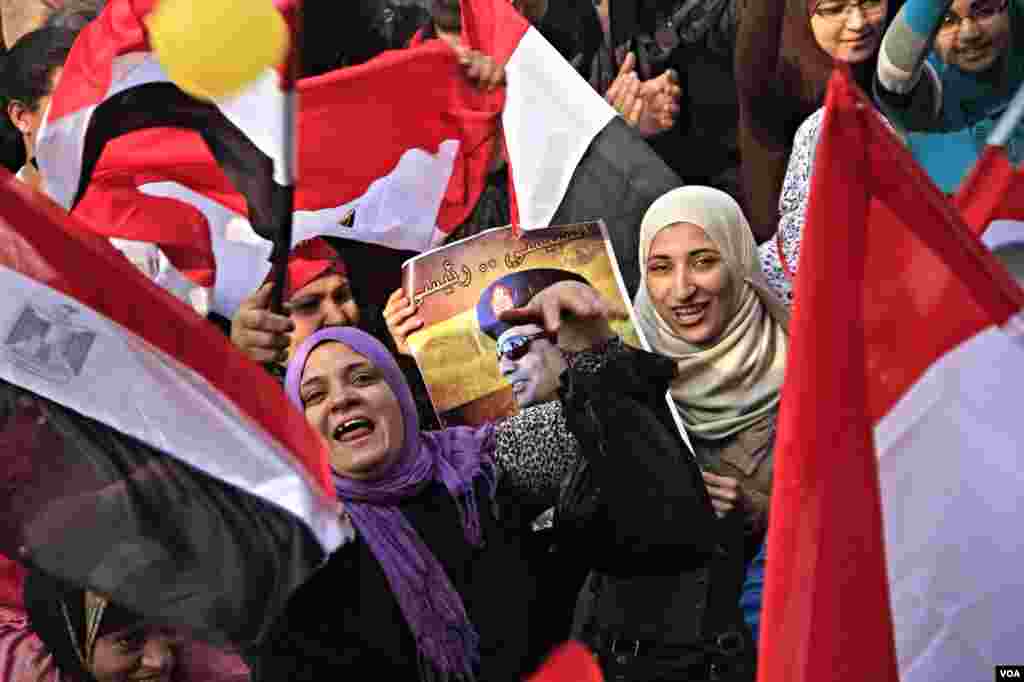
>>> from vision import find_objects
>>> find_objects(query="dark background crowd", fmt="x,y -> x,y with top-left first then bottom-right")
1,0 -> 1022,681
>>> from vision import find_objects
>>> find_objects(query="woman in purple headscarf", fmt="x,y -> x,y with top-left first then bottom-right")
246,282 -> 723,682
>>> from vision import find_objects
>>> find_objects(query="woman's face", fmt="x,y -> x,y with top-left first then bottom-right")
933,0 -> 1012,73
6,66 -> 63,163
645,222 -> 736,345
299,342 -> 405,480
284,273 -> 361,363
90,625 -> 178,682
810,0 -> 889,63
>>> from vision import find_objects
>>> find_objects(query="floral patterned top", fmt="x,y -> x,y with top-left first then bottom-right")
757,107 -> 824,307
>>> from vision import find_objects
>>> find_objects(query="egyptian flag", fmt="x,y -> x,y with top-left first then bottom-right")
758,68 -> 1024,682
461,0 -> 681,296
36,0 -> 499,315
37,0 -> 679,310
0,172 -> 352,646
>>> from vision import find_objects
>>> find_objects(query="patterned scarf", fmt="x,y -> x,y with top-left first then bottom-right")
633,186 -> 790,441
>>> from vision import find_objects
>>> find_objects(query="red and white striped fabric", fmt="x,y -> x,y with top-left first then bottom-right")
35,0 -> 625,315
35,0 -> 502,314
460,0 -> 615,230
759,69 -> 1024,682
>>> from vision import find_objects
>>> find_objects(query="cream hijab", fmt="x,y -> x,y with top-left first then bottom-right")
633,186 -> 790,441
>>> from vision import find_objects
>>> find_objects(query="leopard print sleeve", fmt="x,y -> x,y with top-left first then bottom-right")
493,401 -> 579,511
562,335 -> 626,374
492,337 -> 626,509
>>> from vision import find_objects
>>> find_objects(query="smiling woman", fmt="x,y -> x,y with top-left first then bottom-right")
634,186 -> 788,540
876,0 -> 1024,191
254,284 -> 743,681
755,0 -> 893,304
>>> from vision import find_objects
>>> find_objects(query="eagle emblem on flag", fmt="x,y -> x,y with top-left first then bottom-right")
4,303 -> 97,384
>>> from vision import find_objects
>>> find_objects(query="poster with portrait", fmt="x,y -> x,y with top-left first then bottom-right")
401,221 -> 644,427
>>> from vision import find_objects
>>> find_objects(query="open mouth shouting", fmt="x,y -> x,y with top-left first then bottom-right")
332,416 -> 376,445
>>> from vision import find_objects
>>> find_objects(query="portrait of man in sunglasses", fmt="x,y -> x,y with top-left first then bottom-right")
476,269 -> 591,409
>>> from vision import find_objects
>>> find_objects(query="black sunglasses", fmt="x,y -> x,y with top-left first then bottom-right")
496,331 -> 555,361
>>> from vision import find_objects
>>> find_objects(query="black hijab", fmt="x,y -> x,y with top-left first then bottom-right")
23,570 -> 143,682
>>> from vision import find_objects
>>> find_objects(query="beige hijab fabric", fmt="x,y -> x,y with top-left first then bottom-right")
633,186 -> 790,441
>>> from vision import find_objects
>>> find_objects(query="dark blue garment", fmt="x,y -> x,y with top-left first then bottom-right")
739,541 -> 766,643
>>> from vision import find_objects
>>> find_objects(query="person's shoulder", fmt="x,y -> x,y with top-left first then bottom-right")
797,107 -> 825,135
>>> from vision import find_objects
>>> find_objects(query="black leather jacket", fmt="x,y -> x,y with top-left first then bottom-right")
555,347 -> 755,682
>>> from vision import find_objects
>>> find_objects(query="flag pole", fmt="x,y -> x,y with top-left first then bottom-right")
269,0 -> 300,316
987,80 -> 1024,148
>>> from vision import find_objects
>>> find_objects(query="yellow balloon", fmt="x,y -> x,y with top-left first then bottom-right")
147,0 -> 289,101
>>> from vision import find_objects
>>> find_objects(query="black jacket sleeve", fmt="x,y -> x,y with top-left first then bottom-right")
554,347 -> 720,576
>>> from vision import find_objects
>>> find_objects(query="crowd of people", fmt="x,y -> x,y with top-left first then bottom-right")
1,0 -> 1022,680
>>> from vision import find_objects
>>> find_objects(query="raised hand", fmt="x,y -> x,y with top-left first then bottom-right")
230,282 -> 294,365
383,288 -> 423,357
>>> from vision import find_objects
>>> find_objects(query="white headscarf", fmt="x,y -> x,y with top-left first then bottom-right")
633,186 -> 789,441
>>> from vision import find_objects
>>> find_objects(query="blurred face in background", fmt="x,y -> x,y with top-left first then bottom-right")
7,65 -> 62,162
810,0 -> 889,63
90,625 -> 179,682
285,273 -> 360,361
933,0 -> 1011,73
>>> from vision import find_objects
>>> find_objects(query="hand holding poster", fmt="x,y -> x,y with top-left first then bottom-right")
401,222 -> 642,427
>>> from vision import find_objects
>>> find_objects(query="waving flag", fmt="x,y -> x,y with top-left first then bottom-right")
0,172 -> 351,646
37,0 -> 679,313
36,0 -> 498,314
461,0 -> 681,295
759,68 -> 1024,682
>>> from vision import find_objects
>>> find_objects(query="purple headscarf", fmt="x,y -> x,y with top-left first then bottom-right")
285,327 -> 497,679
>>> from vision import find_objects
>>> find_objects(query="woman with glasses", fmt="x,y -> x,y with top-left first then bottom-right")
876,0 -> 1024,191
755,0 -> 895,304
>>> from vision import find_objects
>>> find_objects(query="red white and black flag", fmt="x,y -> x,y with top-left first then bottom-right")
759,68 -> 1024,682
0,172 -> 351,646
36,0 -> 499,314
36,0 -> 678,313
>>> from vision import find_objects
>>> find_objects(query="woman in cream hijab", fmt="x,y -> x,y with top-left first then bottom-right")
634,186 -> 788,540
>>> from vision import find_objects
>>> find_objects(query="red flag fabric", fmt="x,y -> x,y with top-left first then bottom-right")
40,0 -> 680,309
38,0 -> 676,310
36,0 -> 506,314
527,642 -> 603,682
760,67 -> 1024,682
953,145 -> 1024,235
